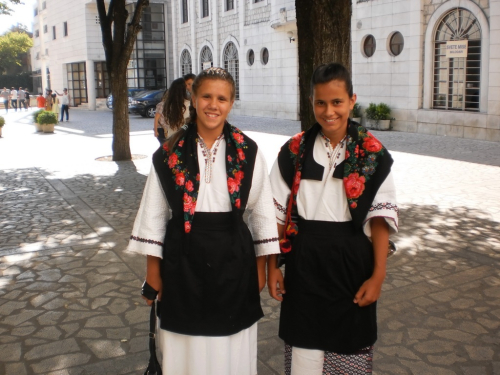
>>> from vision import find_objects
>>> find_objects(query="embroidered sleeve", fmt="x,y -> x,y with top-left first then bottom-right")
126,166 -> 170,258
269,158 -> 289,225
245,150 -> 281,257
362,171 -> 399,238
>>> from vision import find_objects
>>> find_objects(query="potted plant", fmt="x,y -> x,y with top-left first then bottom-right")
365,102 -> 393,131
37,110 -> 58,133
351,103 -> 362,123
0,115 -> 4,138
33,109 -> 45,132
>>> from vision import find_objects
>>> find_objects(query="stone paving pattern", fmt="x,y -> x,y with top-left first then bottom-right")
0,109 -> 499,374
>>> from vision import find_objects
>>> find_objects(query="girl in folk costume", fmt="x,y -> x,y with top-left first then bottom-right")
127,67 -> 280,375
154,77 -> 191,144
268,63 -> 399,374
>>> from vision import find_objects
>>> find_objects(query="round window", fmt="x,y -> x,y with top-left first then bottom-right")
362,35 -> 376,58
247,49 -> 255,66
261,48 -> 269,65
389,32 -> 404,56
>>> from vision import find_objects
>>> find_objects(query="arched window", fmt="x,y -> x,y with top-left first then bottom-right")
433,8 -> 481,111
200,46 -> 213,71
223,42 -> 239,100
181,50 -> 192,76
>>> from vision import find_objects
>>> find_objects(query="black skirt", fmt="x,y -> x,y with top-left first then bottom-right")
159,212 -> 263,336
279,219 -> 377,354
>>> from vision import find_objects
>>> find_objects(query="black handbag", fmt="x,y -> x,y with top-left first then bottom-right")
144,300 -> 162,375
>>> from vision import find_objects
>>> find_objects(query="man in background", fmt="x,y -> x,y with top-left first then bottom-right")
10,87 -> 18,111
0,87 -> 9,113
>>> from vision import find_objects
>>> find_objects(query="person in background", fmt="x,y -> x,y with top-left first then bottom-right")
24,89 -> 30,111
37,93 -> 46,109
154,78 -> 190,144
18,87 -> 26,111
10,87 -> 18,111
1,87 -> 9,113
52,93 -> 60,122
183,73 -> 196,98
56,88 -> 70,122
45,89 -> 53,111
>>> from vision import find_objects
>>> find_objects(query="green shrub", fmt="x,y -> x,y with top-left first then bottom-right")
352,103 -> 362,118
0,116 -> 5,127
37,111 -> 58,125
33,109 -> 45,123
365,103 -> 392,121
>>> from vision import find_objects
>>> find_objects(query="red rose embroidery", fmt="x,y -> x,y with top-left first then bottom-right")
163,143 -> 169,152
196,173 -> 200,181
168,153 -> 178,169
227,177 -> 240,194
343,173 -> 366,199
235,199 -> 241,209
289,135 -> 301,155
175,172 -> 185,186
186,180 -> 194,192
184,221 -> 191,233
345,150 -> 350,159
362,136 -> 382,153
350,202 -> 357,209
178,140 -> 184,147
234,170 -> 244,183
233,132 -> 244,144
237,148 -> 245,161
183,193 -> 196,214
227,155 -> 232,162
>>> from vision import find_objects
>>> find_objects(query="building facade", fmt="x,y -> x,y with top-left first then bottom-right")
352,0 -> 500,142
30,0 -> 172,108
30,0 -> 500,141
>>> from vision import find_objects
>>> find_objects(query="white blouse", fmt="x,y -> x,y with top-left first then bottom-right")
270,133 -> 398,238
127,137 -> 280,258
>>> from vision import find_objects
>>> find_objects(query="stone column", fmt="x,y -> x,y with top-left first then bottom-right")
86,60 -> 96,110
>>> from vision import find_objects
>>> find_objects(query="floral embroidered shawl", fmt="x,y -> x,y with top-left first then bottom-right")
152,122 -> 258,233
277,120 -> 393,236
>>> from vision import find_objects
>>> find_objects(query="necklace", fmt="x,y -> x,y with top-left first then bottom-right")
320,132 -> 346,171
198,133 -> 224,183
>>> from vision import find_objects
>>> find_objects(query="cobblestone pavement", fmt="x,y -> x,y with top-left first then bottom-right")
1,110 -> 500,374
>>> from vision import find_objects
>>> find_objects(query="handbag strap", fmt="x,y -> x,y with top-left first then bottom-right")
144,301 -> 162,375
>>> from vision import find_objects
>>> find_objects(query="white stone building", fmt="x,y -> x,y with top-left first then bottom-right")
352,0 -> 500,142
30,0 -> 500,141
30,0 -> 172,109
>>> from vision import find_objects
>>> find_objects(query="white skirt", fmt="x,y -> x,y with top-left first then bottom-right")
158,322 -> 258,375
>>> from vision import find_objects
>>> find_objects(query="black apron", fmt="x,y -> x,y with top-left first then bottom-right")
158,212 -> 263,336
279,219 -> 377,354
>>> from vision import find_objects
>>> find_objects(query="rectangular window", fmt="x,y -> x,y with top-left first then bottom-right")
202,0 -> 209,18
43,25 -> 47,33
45,49 -> 49,56
181,0 -> 188,23
34,8 -> 38,16
63,22 -> 68,36
36,52 -> 40,60
226,0 -> 234,11
52,26 -> 56,40
42,1 -> 46,10
254,0 -> 264,2
35,29 -> 39,37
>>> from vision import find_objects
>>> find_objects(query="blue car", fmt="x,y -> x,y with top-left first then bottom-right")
128,90 -> 166,118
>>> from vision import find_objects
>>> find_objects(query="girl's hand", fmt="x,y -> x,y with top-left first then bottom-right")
143,274 -> 162,306
144,255 -> 162,306
267,254 -> 286,301
353,274 -> 384,307
257,256 -> 267,293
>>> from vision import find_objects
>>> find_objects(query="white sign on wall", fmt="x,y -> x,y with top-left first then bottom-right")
446,40 -> 468,58
202,62 -> 212,70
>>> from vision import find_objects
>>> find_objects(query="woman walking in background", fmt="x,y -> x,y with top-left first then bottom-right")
153,77 -> 191,144
52,93 -> 60,122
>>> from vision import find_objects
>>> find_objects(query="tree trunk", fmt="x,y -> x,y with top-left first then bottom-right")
295,0 -> 352,131
97,0 -> 149,161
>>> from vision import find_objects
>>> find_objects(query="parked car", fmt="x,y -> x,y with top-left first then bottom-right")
128,89 -> 166,118
106,88 -> 146,109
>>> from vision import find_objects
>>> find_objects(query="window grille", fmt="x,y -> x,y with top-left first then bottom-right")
200,46 -> 213,71
433,8 -> 481,112
226,0 -> 234,11
389,32 -> 404,56
223,42 -> 239,100
181,50 -> 192,75
363,35 -> 376,58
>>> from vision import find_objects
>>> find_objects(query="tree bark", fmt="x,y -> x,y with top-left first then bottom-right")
295,0 -> 352,131
97,0 -> 149,161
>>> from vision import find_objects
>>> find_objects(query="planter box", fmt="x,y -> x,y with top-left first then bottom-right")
366,119 -> 391,131
35,123 -> 43,132
42,124 -> 55,133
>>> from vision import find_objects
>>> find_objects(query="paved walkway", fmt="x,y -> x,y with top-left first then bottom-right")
0,109 -> 500,374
